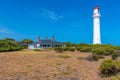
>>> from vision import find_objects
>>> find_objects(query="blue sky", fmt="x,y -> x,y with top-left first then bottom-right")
0,0 -> 120,45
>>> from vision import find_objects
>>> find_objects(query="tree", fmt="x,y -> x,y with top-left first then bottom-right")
5,38 -> 15,41
22,39 -> 33,44
0,39 -> 22,52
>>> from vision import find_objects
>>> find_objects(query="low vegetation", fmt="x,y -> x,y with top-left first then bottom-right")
54,47 -> 75,53
54,47 -> 63,53
100,59 -> 120,76
110,73 -> 120,80
34,49 -> 41,52
0,39 -> 22,52
74,43 -> 120,61
111,50 -> 120,60
58,54 -> 71,59
77,56 -> 85,60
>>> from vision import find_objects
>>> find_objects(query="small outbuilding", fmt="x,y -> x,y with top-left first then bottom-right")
28,36 -> 66,49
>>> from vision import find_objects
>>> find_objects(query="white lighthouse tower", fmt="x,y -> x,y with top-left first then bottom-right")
93,6 -> 101,44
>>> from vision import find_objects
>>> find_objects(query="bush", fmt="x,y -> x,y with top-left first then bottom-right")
105,48 -> 114,55
86,55 -> 94,61
58,54 -> 70,59
69,48 -> 75,52
34,49 -> 40,52
54,47 -> 63,53
63,47 -> 75,52
111,50 -> 120,60
92,48 -> 107,55
112,52 -> 118,60
77,56 -> 85,60
114,50 -> 120,56
79,47 -> 92,52
110,73 -> 120,80
76,47 -> 80,51
100,59 -> 120,76
92,53 -> 100,61
0,39 -> 22,52
63,47 -> 69,51
92,48 -> 105,60
91,47 -> 115,61
113,46 -> 120,50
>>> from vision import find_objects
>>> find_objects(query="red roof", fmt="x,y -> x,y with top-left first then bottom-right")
94,6 -> 99,10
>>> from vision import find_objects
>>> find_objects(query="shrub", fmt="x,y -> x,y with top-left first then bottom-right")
92,48 -> 105,60
0,39 -> 22,52
62,47 -> 75,52
105,48 -> 114,55
86,55 -> 94,61
76,47 -> 80,51
91,47 -> 115,61
79,47 -> 92,52
54,47 -> 63,53
92,48 -> 106,55
69,48 -> 75,52
110,73 -> 120,80
58,54 -> 70,59
114,46 -> 120,50
111,50 -> 120,60
34,49 -> 40,52
77,56 -> 85,60
92,53 -> 100,61
99,59 -> 120,76
112,52 -> 118,60
62,47 -> 69,51
114,50 -> 120,56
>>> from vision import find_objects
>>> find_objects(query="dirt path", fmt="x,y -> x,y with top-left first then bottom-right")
0,50 -> 110,80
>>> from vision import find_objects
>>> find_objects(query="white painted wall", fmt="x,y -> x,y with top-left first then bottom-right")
28,45 -> 35,49
28,44 -> 66,49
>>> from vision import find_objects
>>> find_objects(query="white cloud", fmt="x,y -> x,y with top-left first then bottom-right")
0,27 -> 15,34
30,8 -> 63,22
40,9 -> 63,21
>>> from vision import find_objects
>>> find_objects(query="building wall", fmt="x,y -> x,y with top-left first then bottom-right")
28,44 -> 66,49
28,44 -> 35,49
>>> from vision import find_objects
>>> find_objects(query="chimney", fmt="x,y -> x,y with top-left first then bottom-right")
46,36 -> 48,40
52,36 -> 54,41
38,36 -> 40,43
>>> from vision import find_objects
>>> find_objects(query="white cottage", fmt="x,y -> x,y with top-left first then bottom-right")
28,36 -> 66,49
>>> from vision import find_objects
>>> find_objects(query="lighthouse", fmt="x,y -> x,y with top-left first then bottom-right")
93,6 -> 101,44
